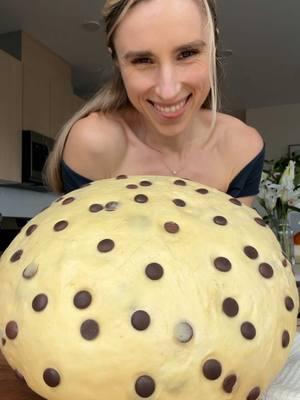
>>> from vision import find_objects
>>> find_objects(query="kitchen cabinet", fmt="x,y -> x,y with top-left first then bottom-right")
50,79 -> 85,139
21,32 -> 75,139
23,63 -> 51,136
0,49 -> 22,183
0,31 -> 84,139
0,32 -> 85,183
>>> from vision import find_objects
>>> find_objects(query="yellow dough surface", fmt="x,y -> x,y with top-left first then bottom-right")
0,176 -> 298,400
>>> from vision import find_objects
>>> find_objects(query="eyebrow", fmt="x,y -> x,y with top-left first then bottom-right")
122,39 -> 206,61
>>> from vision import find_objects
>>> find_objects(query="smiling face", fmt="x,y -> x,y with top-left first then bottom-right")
113,0 -> 212,138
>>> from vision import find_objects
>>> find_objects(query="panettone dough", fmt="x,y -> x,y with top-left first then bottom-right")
0,176 -> 298,400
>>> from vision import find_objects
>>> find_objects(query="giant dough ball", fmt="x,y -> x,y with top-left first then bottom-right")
0,176 -> 298,400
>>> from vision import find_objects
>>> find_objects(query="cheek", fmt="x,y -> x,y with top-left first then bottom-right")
120,69 -> 153,100
182,63 -> 210,89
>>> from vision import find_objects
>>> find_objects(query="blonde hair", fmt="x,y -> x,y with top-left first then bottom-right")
45,0 -> 221,193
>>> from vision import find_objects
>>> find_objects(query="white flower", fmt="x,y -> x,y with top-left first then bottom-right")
264,190 -> 279,211
287,187 -> 300,207
258,159 -> 300,215
279,161 -> 295,203
258,180 -> 281,211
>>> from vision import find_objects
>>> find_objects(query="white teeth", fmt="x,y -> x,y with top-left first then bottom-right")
153,98 -> 187,114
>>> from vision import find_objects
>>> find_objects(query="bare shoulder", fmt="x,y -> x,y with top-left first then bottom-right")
215,112 -> 264,163
63,112 -> 127,179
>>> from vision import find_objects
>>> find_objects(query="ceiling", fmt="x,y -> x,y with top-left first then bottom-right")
0,0 -> 299,111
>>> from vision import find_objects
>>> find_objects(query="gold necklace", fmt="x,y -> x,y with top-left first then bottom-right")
160,158 -> 185,176
146,143 -> 186,176
135,117 -> 190,175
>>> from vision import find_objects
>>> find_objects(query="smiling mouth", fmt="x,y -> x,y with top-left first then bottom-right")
148,94 -> 192,115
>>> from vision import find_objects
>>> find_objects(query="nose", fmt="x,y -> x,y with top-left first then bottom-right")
154,64 -> 181,101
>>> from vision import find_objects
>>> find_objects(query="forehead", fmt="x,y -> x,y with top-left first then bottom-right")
114,0 -> 207,51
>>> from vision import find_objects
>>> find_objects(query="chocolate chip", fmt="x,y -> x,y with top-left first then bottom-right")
222,298 -> 239,317
116,175 -> 128,179
89,203 -> 103,213
127,184 -> 138,189
223,374 -> 237,393
43,368 -> 61,387
22,263 -> 39,279
164,222 -> 179,234
105,201 -> 119,211
145,263 -> 164,280
229,198 -> 242,206
135,375 -> 155,398
62,197 -> 75,205
285,296 -> 294,311
282,330 -> 290,348
202,359 -> 222,380
15,369 -> 26,382
10,249 -> 23,262
241,322 -> 256,340
173,199 -> 186,207
80,320 -> 100,340
247,387 -> 261,400
32,294 -> 48,312
53,220 -> 68,232
175,322 -> 193,343
5,321 -> 18,340
214,257 -> 232,272
74,291 -> 92,309
254,217 -> 266,227
282,259 -> 288,267
259,263 -> 274,279
213,216 -> 228,226
139,180 -> 152,187
244,246 -> 259,260
2,338 -> 6,346
196,188 -> 208,194
134,194 -> 148,204
97,239 -> 115,253
131,310 -> 151,331
26,224 -> 37,236
174,179 -> 186,186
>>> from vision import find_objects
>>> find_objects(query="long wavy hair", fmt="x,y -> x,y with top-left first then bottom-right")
45,0 -> 221,193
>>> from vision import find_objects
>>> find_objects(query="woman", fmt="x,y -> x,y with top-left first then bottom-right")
45,0 -> 265,207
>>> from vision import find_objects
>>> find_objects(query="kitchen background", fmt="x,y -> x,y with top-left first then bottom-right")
0,0 -> 299,275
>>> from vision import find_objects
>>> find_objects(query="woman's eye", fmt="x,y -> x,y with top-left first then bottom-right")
131,57 -> 153,65
178,50 -> 199,59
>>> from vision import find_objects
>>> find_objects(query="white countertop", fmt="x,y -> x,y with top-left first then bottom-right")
0,186 -> 57,218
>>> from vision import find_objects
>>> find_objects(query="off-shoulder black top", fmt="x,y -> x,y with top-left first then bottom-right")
61,145 -> 265,196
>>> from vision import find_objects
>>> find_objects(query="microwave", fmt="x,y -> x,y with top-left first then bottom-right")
22,130 -> 54,185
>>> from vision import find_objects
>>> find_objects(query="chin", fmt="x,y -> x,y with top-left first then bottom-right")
143,104 -> 198,137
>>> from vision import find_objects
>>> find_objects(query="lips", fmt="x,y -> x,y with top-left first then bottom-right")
147,94 -> 192,118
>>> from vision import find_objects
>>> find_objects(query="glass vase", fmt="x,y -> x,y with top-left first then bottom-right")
276,219 -> 295,266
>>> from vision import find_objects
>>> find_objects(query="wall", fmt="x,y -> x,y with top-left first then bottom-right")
246,103 -> 300,160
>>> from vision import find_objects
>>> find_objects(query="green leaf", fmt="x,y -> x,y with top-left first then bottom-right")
288,205 -> 300,212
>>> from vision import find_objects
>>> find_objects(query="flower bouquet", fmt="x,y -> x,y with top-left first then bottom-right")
258,154 -> 300,263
